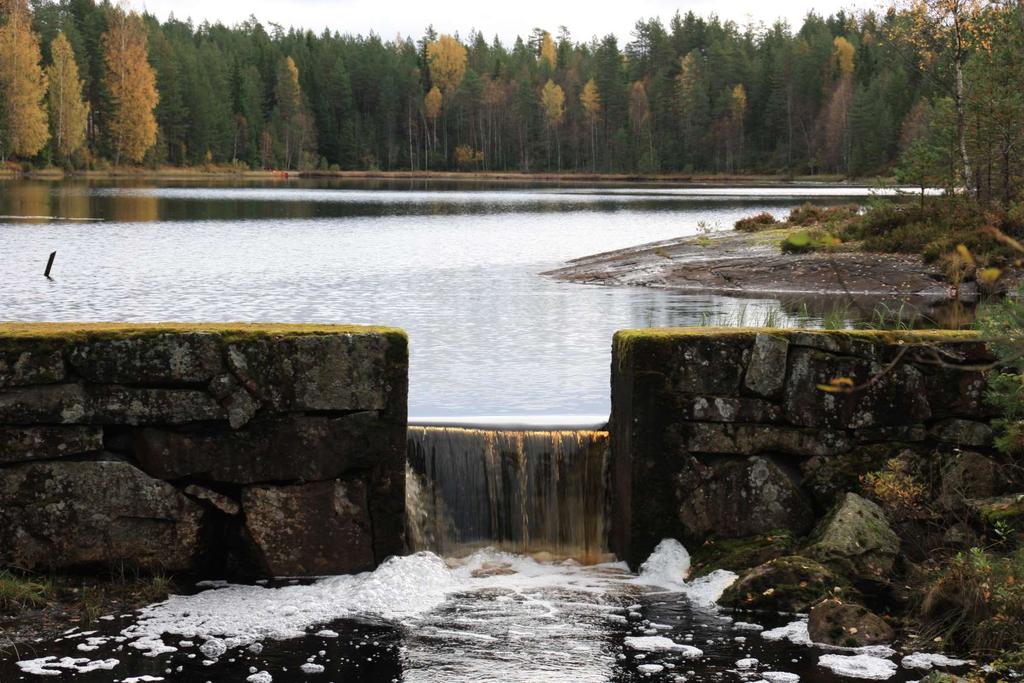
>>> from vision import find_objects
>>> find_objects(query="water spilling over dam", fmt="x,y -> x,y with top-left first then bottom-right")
406,424 -> 610,562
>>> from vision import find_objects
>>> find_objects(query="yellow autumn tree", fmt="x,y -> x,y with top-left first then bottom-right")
426,34 -> 467,98
274,56 -> 304,169
539,31 -> 557,70
819,38 -> 855,172
832,36 -> 855,78
540,79 -> 565,168
0,0 -> 49,160
729,83 -> 747,169
103,6 -> 159,165
423,85 -> 442,149
580,78 -> 601,169
47,32 -> 89,160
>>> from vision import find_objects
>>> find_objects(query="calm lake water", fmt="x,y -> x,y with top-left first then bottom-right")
0,178 -> 896,418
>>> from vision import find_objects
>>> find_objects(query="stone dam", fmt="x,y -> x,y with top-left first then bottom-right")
0,324 -> 1000,576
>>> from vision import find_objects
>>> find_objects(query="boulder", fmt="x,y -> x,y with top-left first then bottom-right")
677,456 -> 814,539
134,412 -> 399,484
0,426 -> 103,464
242,479 -> 375,576
0,460 -> 202,571
0,384 -> 224,425
784,347 -> 931,429
967,494 -> 1024,532
689,530 -> 796,576
0,348 -> 65,387
226,334 -> 396,412
68,333 -> 224,385
938,451 -> 1001,509
719,555 -> 848,612
805,493 -> 900,583
808,598 -> 894,647
744,333 -> 789,398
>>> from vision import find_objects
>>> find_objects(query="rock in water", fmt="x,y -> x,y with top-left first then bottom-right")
808,598 -> 894,647
719,555 -> 847,612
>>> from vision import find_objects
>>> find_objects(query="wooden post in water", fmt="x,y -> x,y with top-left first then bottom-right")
44,251 -> 56,279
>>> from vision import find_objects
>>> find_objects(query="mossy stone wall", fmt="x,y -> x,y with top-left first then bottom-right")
0,323 -> 408,577
610,328 -> 995,569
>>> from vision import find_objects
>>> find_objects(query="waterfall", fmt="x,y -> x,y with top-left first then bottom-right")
406,425 -> 611,563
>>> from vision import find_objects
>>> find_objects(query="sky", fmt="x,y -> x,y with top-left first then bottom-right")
137,0 -> 880,43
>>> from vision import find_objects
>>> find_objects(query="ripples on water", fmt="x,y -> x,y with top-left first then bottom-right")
0,178 -> 897,417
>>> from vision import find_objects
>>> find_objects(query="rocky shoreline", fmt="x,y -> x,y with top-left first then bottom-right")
544,229 -> 963,303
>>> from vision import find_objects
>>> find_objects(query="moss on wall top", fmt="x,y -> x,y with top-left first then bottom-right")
0,322 -> 407,342
614,326 -> 979,347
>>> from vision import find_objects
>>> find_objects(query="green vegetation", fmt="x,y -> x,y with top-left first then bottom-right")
920,547 -> 1024,655
0,0 -> 1019,178
0,566 -> 174,629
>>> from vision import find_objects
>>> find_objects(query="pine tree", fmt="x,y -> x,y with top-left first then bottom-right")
46,32 -> 89,161
102,6 -> 158,165
0,0 -> 49,160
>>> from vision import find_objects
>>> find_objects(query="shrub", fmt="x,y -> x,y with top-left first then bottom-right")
734,212 -> 777,232
788,203 -> 859,227
780,230 -> 842,254
861,458 -> 930,520
920,547 -> 1024,655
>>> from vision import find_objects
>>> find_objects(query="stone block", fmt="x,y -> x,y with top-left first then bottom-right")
784,347 -> 930,429
928,419 -> 993,448
226,334 -> 397,412
242,479 -> 374,576
134,412 -> 396,484
69,333 -> 224,385
0,426 -> 103,464
744,333 -> 788,398
0,384 -> 224,425
687,422 -> 851,457
0,460 -> 202,571
0,348 -> 65,387
676,456 -> 814,539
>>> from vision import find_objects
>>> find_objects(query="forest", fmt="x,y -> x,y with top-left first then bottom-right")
0,0 -> 1021,196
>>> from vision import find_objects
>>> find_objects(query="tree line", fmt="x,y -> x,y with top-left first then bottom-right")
0,0 -> 1020,198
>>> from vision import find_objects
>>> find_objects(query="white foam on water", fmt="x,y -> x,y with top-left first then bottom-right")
761,619 -> 813,646
121,551 -> 457,652
818,654 -> 898,680
121,677 -> 165,682
638,663 -> 665,674
17,656 -> 120,677
625,636 -> 688,652
901,653 -> 973,670
638,539 -> 692,583
632,539 -> 737,605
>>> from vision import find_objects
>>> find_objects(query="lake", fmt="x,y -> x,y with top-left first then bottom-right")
0,178 -> 898,418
